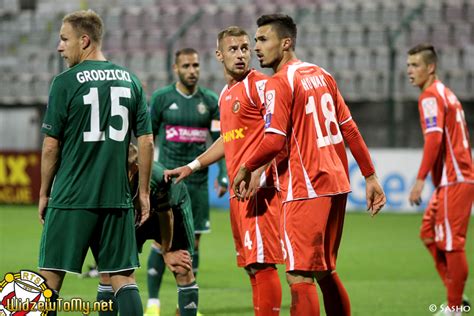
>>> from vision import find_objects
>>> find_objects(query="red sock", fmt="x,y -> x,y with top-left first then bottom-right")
249,273 -> 259,315
426,243 -> 448,287
254,267 -> 281,316
316,272 -> 350,316
446,251 -> 468,308
290,282 -> 320,316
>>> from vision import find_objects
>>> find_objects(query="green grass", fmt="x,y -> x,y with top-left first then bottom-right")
0,205 -> 473,315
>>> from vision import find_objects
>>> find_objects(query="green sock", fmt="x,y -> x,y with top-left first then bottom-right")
178,281 -> 199,316
192,250 -> 199,279
147,246 -> 166,299
97,283 -> 118,316
115,284 -> 143,316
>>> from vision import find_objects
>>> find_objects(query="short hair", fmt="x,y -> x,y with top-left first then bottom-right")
256,14 -> 297,49
217,26 -> 249,49
175,48 -> 199,64
63,9 -> 103,44
408,43 -> 438,65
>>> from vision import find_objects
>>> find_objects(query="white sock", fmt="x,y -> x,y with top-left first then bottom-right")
147,298 -> 160,307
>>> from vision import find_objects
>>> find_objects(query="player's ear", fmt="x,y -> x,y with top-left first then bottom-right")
215,49 -> 224,63
172,63 -> 178,74
427,62 -> 436,75
80,34 -> 91,50
282,38 -> 292,51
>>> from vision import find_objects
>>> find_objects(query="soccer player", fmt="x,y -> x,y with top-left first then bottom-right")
38,9 -> 154,316
233,14 -> 386,316
147,47 -> 228,315
407,43 -> 474,314
97,144 -> 198,316
165,26 -> 284,315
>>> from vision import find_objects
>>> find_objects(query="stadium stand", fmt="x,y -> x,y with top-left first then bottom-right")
1,0 -> 473,147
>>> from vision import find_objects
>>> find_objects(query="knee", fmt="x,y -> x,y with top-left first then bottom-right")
40,270 -> 66,291
421,237 -> 435,246
99,273 -> 111,285
109,270 -> 136,291
247,263 -> 276,275
175,270 -> 195,286
286,271 -> 314,286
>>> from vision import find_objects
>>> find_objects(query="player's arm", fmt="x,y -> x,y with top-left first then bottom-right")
149,91 -> 163,141
234,80 -> 290,200
38,136 -> 60,224
164,136 -> 225,183
409,94 -> 444,206
137,134 -> 154,225
150,181 -> 174,252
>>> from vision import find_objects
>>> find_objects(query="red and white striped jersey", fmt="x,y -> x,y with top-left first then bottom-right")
263,60 -> 351,202
418,80 -> 473,187
219,70 -> 282,196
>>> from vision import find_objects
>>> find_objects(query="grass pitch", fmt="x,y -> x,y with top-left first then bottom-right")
0,205 -> 472,315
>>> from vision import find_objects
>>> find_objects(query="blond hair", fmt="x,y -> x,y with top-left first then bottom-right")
63,9 -> 103,44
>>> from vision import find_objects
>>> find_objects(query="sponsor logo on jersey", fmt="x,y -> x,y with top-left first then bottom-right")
222,127 -> 246,143
0,270 -> 52,315
421,97 -> 438,128
232,101 -> 240,113
169,103 -> 179,110
165,125 -> 207,143
197,103 -> 207,114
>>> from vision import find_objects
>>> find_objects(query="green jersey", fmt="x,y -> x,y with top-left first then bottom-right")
150,83 -> 226,185
41,60 -> 152,209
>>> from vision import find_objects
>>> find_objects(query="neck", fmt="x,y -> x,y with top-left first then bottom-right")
274,51 -> 297,73
225,69 -> 250,86
176,81 -> 196,95
420,74 -> 437,92
81,46 -> 106,63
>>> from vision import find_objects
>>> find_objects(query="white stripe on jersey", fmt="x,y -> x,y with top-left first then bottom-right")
436,81 -> 465,183
287,159 -> 293,201
255,210 -> 265,263
339,116 -> 353,125
292,131 -> 318,199
218,84 -> 228,106
425,127 -> 443,134
243,73 -> 256,107
265,127 -> 286,136
286,62 -> 315,93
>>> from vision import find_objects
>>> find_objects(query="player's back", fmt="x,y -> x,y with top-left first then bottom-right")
43,60 -> 149,209
266,60 -> 350,201
422,81 -> 474,185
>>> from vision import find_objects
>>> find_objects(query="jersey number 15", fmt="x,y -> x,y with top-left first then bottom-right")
83,87 -> 130,142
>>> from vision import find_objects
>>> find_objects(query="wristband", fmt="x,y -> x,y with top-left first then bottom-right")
187,159 -> 201,172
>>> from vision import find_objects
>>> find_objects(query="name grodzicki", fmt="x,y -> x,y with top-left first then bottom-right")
76,69 -> 132,83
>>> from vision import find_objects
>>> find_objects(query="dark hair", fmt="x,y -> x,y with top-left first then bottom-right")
256,14 -> 297,49
408,43 -> 438,65
217,26 -> 249,49
175,48 -> 199,64
63,9 -> 103,44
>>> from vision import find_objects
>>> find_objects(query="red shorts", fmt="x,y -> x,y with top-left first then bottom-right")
434,183 -> 474,252
229,187 -> 284,268
419,191 -> 439,241
281,194 -> 347,272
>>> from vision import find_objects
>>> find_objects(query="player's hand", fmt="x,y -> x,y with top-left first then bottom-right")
214,179 -> 228,198
38,195 -> 49,224
365,174 -> 386,216
163,250 -> 192,274
233,164 -> 252,201
409,179 -> 425,206
137,192 -> 150,226
164,166 -> 192,184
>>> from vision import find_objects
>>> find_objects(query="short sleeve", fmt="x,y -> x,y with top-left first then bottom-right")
264,77 -> 291,137
41,77 -> 68,139
418,92 -> 444,134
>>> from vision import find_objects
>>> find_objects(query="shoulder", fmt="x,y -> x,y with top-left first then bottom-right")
151,84 -> 175,99
199,86 -> 219,101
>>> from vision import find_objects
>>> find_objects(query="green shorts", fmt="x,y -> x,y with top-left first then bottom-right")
136,205 -> 195,255
185,182 -> 210,234
38,208 -> 139,274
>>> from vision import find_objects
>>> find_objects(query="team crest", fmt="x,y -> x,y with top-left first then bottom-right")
0,270 -> 52,315
197,103 -> 207,115
232,101 -> 240,113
